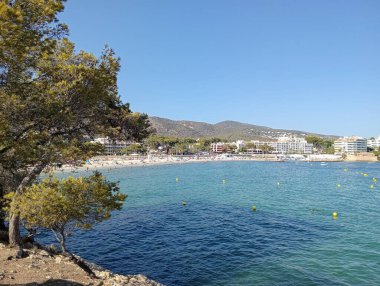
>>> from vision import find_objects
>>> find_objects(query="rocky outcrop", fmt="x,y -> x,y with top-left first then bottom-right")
0,242 -> 164,286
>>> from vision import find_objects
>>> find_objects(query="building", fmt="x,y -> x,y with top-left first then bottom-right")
233,140 -> 245,150
211,142 -> 225,153
367,136 -> 380,149
252,137 -> 313,154
92,137 -> 130,155
334,137 -> 367,154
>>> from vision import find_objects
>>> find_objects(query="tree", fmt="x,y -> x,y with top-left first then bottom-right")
144,136 -> 195,154
260,144 -> 274,154
0,1 -> 152,246
305,136 -> 324,150
305,136 -> 334,154
121,144 -> 146,155
172,142 -> 191,155
225,144 -> 237,153
373,147 -> 380,160
245,142 -> 257,150
13,172 -> 126,253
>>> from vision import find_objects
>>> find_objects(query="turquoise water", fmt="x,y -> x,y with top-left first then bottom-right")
50,162 -> 380,285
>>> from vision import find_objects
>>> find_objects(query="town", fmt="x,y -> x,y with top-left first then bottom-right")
90,135 -> 380,162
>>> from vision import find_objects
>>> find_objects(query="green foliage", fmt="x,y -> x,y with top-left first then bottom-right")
245,142 -> 257,149
121,143 -> 146,155
224,144 -> 237,153
0,0 -> 152,171
172,142 -> 191,155
0,0 -> 152,245
305,136 -> 335,154
144,136 -> 228,154
373,147 -> 380,160
144,136 -> 197,154
260,144 -> 274,154
14,172 -> 126,252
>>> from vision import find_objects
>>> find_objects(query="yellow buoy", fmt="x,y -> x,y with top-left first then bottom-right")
222,179 -> 226,184
252,205 -> 257,212
364,173 -> 368,177
182,201 -> 187,206
333,212 -> 338,219
373,178 -> 377,183
337,184 -> 341,188
176,177 -> 179,182
370,185 -> 374,189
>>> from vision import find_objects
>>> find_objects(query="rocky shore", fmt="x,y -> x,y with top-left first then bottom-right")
0,242 -> 164,286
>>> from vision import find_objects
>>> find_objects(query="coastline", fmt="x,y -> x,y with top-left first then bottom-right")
0,242 -> 164,286
54,154 -> 350,173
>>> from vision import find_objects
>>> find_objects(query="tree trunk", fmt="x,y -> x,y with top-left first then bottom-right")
8,213 -> 21,247
0,206 -> 6,230
8,163 -> 46,247
60,232 -> 67,253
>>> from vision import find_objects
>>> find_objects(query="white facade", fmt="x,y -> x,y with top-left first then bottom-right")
367,136 -> 380,149
334,137 -> 367,154
93,137 -> 130,155
234,140 -> 245,150
252,137 -> 313,154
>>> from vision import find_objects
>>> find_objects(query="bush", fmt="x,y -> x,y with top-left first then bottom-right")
13,172 -> 126,253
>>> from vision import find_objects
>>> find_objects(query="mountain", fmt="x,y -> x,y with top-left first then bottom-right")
148,116 -> 338,141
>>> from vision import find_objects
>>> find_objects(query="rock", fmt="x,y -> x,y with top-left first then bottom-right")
28,264 -> 39,269
39,250 -> 51,257
97,270 -> 112,279
55,256 -> 62,264
0,272 -> 5,280
45,275 -> 52,279
16,249 -> 23,259
23,242 -> 34,249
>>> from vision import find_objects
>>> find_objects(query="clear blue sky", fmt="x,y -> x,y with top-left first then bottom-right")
60,0 -> 380,137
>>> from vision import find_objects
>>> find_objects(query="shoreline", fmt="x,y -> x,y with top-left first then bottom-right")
53,154 -> 352,173
0,242 -> 164,285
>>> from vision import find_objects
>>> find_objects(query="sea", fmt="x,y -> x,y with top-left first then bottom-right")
41,161 -> 380,286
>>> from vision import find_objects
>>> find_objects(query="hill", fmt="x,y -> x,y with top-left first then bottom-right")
149,116 -> 337,141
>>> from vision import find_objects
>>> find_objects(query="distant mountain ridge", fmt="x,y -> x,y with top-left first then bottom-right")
149,116 -> 338,141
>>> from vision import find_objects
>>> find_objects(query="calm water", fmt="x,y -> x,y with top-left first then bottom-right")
44,161 -> 380,285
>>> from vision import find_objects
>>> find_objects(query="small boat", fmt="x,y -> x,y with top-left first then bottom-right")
320,162 -> 328,166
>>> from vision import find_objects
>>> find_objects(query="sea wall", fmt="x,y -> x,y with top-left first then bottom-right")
346,153 -> 379,162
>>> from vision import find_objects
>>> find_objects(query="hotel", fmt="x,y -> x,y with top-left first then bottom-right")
367,136 -> 380,149
334,137 -> 367,154
253,137 -> 313,154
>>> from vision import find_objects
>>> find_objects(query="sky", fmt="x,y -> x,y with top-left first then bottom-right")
60,0 -> 380,137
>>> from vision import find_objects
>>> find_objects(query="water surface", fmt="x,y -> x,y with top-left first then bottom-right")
44,161 -> 380,285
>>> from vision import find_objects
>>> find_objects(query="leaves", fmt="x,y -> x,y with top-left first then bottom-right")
0,0 -> 152,173
14,172 -> 126,250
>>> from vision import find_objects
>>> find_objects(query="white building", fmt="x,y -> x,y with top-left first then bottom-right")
234,140 -> 245,150
367,136 -> 380,149
93,137 -> 130,155
334,137 -> 367,154
252,137 -> 313,154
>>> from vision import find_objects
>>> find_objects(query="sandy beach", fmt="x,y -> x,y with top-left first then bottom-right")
55,154 -> 283,173
53,153 -> 346,173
